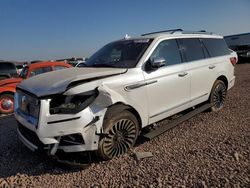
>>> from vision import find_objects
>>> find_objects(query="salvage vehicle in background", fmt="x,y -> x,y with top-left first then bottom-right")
0,61 -> 19,80
224,33 -> 250,63
15,29 -> 236,160
0,61 -> 72,114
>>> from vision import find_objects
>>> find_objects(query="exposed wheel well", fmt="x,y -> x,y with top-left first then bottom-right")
216,75 -> 228,89
105,102 -> 142,131
0,91 -> 15,97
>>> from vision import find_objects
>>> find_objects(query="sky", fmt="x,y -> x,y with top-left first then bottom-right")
0,0 -> 250,61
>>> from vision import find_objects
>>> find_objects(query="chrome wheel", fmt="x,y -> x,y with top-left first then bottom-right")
103,119 -> 137,158
0,94 -> 14,114
210,80 -> 227,112
99,110 -> 139,160
212,84 -> 226,108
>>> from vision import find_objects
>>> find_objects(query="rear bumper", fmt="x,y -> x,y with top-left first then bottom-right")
228,76 -> 235,90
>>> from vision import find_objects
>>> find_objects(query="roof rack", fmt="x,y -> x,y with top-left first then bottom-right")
141,29 -> 183,36
141,29 -> 213,36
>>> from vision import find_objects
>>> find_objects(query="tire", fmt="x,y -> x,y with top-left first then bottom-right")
98,110 -> 139,160
0,94 -> 14,114
209,80 -> 227,112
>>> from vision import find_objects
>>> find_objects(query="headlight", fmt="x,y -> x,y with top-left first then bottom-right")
49,89 -> 98,114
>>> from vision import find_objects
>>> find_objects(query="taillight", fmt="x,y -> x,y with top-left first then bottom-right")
230,57 -> 237,66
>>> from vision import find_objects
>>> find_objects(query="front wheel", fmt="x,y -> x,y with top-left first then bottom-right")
0,94 -> 14,114
98,110 -> 139,160
209,80 -> 227,112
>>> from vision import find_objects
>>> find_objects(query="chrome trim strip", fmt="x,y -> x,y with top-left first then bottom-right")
17,128 -> 38,151
125,80 -> 157,91
150,93 -> 208,118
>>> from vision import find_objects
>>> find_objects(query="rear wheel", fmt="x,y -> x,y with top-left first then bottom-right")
98,110 -> 139,160
209,80 -> 227,112
0,94 -> 14,114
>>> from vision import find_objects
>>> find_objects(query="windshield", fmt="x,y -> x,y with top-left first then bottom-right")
83,39 -> 152,68
20,66 -> 29,78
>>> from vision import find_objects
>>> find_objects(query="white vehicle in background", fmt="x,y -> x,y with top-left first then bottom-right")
15,29 -> 236,160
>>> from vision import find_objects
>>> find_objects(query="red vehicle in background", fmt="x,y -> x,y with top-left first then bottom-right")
0,61 -> 72,114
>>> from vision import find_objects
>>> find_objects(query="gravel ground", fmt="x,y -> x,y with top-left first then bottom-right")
0,64 -> 250,187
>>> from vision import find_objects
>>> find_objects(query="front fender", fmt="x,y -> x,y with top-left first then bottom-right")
0,86 -> 16,94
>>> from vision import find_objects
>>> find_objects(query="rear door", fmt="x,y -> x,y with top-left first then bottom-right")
178,38 -> 216,106
143,39 -> 190,124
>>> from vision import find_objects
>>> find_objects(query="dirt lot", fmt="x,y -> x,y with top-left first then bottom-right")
0,64 -> 250,187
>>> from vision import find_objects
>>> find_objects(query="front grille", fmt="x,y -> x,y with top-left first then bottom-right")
18,122 -> 43,148
60,134 -> 85,146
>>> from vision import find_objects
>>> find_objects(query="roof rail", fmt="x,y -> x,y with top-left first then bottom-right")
182,30 -> 213,35
141,29 -> 213,36
141,29 -> 183,36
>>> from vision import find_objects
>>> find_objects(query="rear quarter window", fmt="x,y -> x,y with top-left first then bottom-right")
202,38 -> 230,57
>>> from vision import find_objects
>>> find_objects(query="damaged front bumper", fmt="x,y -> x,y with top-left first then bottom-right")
15,97 -> 107,155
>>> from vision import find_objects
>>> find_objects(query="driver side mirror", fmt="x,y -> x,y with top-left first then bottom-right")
150,57 -> 166,70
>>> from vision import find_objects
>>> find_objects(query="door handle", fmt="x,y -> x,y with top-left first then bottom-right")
209,65 -> 216,69
178,72 -> 188,77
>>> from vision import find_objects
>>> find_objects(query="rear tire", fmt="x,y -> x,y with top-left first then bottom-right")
0,94 -> 14,114
98,110 -> 139,160
209,80 -> 227,112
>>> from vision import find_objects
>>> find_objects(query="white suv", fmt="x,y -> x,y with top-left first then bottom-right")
15,30 -> 236,160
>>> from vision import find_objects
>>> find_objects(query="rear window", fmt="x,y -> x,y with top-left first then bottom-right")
202,38 -> 230,57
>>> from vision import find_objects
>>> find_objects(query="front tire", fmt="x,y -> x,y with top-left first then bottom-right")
209,80 -> 227,112
0,94 -> 14,114
98,110 -> 139,160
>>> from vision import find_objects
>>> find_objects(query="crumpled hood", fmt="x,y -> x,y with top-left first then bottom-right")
0,77 -> 23,87
17,67 -> 127,97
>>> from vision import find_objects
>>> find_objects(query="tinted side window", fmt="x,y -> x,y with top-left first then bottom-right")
0,62 -> 17,74
30,67 -> 52,77
179,38 -> 204,62
0,63 -> 16,70
150,39 -> 182,66
202,38 -> 230,57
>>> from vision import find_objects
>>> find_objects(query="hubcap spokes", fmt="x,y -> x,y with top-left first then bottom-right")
213,84 -> 226,108
104,119 -> 136,158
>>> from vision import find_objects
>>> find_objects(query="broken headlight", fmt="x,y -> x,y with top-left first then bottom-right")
49,90 -> 98,114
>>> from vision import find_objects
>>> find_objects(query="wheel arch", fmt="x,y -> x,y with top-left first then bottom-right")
104,102 -> 142,131
216,75 -> 228,89
0,91 -> 15,97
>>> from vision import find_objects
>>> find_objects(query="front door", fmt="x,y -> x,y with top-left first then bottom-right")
143,39 -> 190,124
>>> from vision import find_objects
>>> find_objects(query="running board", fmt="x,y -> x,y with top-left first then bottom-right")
143,103 -> 211,140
